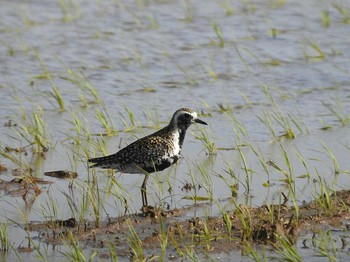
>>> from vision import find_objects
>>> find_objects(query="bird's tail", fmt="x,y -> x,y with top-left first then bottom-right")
88,155 -> 117,169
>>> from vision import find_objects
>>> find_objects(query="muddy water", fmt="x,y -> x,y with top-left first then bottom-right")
1,0 -> 350,261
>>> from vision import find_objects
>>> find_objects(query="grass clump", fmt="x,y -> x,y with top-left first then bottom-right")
322,100 -> 350,126
127,219 -> 145,261
0,223 -> 11,252
59,0 -> 81,22
94,107 -> 118,136
302,41 -> 325,61
321,10 -> 331,27
333,4 -> 350,24
11,108 -> 51,155
273,235 -> 302,262
257,110 -> 307,141
60,69 -> 102,104
182,0 -> 195,22
61,231 -> 97,262
49,84 -> 65,111
211,23 -> 225,48
221,1 -> 234,16
193,128 -> 216,155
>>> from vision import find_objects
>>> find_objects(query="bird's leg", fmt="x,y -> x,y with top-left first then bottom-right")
141,174 -> 149,208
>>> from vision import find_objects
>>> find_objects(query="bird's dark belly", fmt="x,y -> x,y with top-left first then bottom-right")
143,155 -> 179,173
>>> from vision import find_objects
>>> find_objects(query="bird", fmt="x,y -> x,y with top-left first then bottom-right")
88,108 -> 207,210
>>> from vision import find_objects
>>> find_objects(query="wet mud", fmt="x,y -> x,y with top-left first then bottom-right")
24,189 -> 350,259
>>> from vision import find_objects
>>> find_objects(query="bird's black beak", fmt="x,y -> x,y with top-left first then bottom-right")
194,118 -> 207,125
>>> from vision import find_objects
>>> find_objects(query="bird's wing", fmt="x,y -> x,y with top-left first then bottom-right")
117,135 -> 170,166
88,134 -> 173,172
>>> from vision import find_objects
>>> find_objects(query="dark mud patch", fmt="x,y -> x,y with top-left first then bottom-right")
27,190 -> 350,259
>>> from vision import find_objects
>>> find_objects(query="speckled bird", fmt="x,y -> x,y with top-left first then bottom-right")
88,108 -> 207,209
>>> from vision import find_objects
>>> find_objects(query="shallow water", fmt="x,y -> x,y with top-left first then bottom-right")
1,0 -> 350,260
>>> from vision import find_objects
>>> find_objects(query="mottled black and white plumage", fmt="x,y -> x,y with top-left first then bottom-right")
88,108 -> 207,208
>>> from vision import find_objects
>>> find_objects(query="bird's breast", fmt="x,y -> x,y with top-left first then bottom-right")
170,131 -> 181,156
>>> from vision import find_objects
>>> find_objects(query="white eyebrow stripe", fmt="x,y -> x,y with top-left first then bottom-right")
190,112 -> 198,118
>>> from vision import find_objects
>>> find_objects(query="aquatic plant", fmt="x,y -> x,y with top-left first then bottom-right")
215,161 -> 240,197
61,231 -> 97,262
322,100 -> 350,127
257,108 -> 307,141
195,162 -> 213,201
303,41 -> 325,60
243,241 -> 267,262
333,4 -> 350,23
314,171 -> 335,213
0,223 -> 11,252
127,219 -> 145,261
158,217 -> 168,261
182,0 -> 195,22
61,68 -> 102,104
192,128 -> 216,155
273,235 -> 302,262
237,145 -> 252,194
211,23 -> 225,48
313,230 -> 338,261
86,172 -> 102,228
322,143 -> 340,175
221,1 -> 234,16
49,84 -> 66,112
14,108 -> 51,154
321,10 -> 331,27
119,106 -> 139,132
225,110 -> 249,143
59,0 -> 81,22
94,106 -> 118,136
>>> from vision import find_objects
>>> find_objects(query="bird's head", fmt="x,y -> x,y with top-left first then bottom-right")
170,108 -> 207,130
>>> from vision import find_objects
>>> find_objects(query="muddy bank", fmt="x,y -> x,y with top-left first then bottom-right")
25,189 -> 350,259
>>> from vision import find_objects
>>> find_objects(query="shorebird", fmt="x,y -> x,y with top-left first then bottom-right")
88,108 -> 207,209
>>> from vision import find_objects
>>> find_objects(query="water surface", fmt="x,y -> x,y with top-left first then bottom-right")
0,0 -> 350,260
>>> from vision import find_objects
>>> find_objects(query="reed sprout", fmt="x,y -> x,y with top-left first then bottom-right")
182,0 -> 195,22
49,84 -> 65,112
314,230 -> 338,261
212,23 -> 225,48
61,69 -> 101,104
61,231 -> 97,262
322,143 -> 340,175
193,128 -> 216,155
237,145 -> 252,194
273,235 -> 302,262
321,10 -> 330,27
0,223 -> 11,252
14,109 -> 51,154
333,4 -> 350,23
94,107 -> 118,136
127,219 -> 145,261
322,100 -> 350,126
